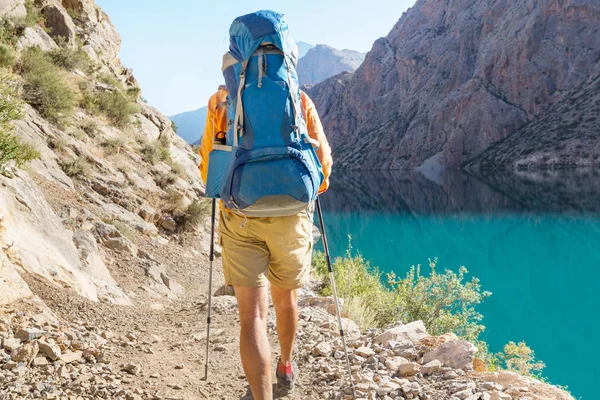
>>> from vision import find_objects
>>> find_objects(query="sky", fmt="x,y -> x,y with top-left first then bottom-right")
95,0 -> 417,116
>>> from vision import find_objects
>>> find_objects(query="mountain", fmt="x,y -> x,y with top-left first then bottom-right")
296,40 -> 314,58
169,106 -> 208,144
467,72 -> 600,170
306,0 -> 600,171
297,44 -> 366,86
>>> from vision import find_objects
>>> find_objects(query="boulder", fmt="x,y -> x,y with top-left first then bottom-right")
38,339 -> 61,361
0,0 -> 25,18
15,328 -> 45,342
398,361 -> 420,377
373,320 -> 429,345
422,340 -> 477,371
421,360 -> 444,375
102,236 -> 138,256
11,341 -> 39,363
16,25 -> 59,52
42,4 -> 77,47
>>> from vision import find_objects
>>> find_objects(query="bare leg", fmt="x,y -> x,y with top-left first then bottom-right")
234,285 -> 272,400
270,285 -> 298,364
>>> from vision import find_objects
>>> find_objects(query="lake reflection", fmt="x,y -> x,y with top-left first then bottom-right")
317,169 -> 600,400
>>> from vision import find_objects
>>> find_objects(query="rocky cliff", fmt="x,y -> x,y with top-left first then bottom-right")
297,44 -> 365,86
307,0 -> 600,171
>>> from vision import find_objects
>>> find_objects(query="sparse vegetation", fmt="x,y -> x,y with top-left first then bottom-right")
0,43 -> 16,68
111,220 -> 137,244
98,72 -> 121,88
20,0 -> 44,27
49,136 -> 68,152
60,155 -> 91,178
155,171 -> 178,189
48,46 -> 91,72
96,91 -> 139,127
101,137 -> 126,156
20,48 -> 75,124
176,198 -> 210,232
497,341 -> 546,378
80,119 -> 99,137
0,69 -> 39,173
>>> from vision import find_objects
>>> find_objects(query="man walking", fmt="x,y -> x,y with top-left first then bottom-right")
199,12 -> 332,398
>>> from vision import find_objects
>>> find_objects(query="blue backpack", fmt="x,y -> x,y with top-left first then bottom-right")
205,10 -> 323,217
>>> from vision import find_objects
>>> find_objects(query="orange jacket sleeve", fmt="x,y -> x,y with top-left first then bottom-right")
199,86 -> 228,185
301,91 -> 333,194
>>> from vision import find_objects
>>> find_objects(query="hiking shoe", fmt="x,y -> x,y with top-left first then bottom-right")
276,358 -> 297,395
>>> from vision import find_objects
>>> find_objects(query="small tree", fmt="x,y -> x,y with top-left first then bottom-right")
498,341 -> 546,377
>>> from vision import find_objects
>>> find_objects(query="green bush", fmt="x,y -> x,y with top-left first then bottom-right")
101,137 -> 126,155
98,72 -> 121,88
96,91 -> 140,127
48,46 -> 91,71
20,48 -> 75,124
80,119 -> 99,137
0,43 -> 16,68
21,0 -> 43,27
389,258 -> 491,342
126,86 -> 141,100
313,240 -> 400,328
0,70 -> 39,173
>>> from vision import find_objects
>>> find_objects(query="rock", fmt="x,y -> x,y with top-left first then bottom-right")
1,338 -> 21,352
355,347 -> 375,358
422,340 -> 477,371
398,362 -> 420,377
11,341 -> 39,363
16,25 -> 59,52
122,363 -> 142,375
373,321 -> 429,345
138,204 -> 157,222
38,340 -> 62,361
102,237 -> 138,256
95,221 -> 122,239
454,389 -> 474,399
159,216 -> 177,232
15,328 -> 45,342
42,4 -> 77,47
160,273 -> 184,296
473,358 -> 487,372
419,333 -> 459,350
214,285 -> 235,296
420,360 -> 443,375
490,392 -> 511,400
0,0 -> 25,18
32,356 -> 49,366
312,342 -> 332,357
61,350 -> 83,364
384,356 -> 408,373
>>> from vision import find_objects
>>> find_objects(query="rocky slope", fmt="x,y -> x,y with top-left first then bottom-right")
0,1 -> 575,399
297,44 -> 365,86
307,0 -> 600,171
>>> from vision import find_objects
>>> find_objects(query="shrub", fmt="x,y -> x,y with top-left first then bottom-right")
80,119 -> 99,137
141,136 -> 171,165
20,48 -> 75,124
497,341 -> 545,377
126,86 -> 141,100
60,155 -> 91,177
155,171 -> 178,189
98,72 -> 121,88
312,240 -> 400,328
49,136 -> 68,152
176,198 -> 210,232
171,121 -> 178,133
111,220 -> 137,244
101,137 -> 126,155
96,91 -> 139,127
0,20 -> 18,47
48,46 -> 91,71
0,70 -> 39,173
0,44 -> 16,68
389,258 -> 491,342
21,0 -> 44,27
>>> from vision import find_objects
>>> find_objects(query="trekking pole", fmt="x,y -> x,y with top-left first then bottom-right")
315,198 -> 356,400
204,198 -> 217,380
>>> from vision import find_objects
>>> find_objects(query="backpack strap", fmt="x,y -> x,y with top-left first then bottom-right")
284,56 -> 304,143
233,60 -> 249,148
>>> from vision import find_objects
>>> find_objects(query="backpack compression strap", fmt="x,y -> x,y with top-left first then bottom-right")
233,60 -> 249,148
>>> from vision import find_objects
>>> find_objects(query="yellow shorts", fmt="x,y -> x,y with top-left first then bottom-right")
218,207 -> 314,289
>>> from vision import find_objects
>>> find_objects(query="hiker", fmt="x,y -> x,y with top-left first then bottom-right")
198,12 -> 332,399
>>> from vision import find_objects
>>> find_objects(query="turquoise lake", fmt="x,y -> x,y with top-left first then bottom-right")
317,169 -> 600,400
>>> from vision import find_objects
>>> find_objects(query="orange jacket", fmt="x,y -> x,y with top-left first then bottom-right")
199,87 -> 333,194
